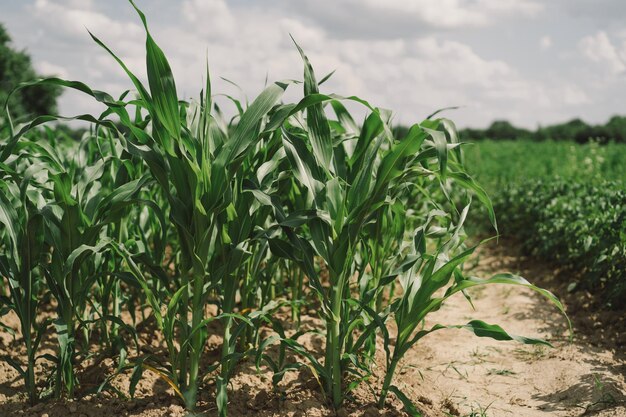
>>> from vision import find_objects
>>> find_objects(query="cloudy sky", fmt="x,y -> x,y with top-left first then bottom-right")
2,0 -> 626,128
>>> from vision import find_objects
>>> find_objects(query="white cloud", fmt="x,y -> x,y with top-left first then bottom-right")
579,31 -> 626,74
276,0 -> 545,42
540,35 -> 553,50
10,0 -> 622,128
36,61 -> 69,78
357,0 -> 490,28
333,0 -> 543,29
562,85 -> 590,105
473,0 -> 544,20
30,0 -> 146,81
32,0 -> 143,41
158,1 -> 545,126
26,0 -> 147,117
181,0 -> 235,39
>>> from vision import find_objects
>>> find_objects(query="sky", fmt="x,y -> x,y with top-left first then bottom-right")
2,0 -> 626,128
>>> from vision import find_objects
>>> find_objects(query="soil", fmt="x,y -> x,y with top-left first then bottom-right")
0,240 -> 625,417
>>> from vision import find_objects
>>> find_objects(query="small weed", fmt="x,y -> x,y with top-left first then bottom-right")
467,402 -> 493,417
469,348 -> 489,364
513,345 -> 546,361
487,368 -> 516,376
577,374 -> 618,414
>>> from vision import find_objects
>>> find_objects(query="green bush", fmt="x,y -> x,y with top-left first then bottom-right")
494,180 -> 626,306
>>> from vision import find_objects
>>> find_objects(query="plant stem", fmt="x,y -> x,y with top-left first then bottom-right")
217,314 -> 233,417
327,277 -> 344,408
378,357 -> 399,409
111,279 -> 121,352
179,270 -> 190,391
186,267 -> 205,410
25,335 -> 36,403
216,272 -> 237,417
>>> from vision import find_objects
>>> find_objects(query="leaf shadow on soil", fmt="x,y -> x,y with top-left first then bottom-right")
481,238 -> 626,352
476,238 -> 626,415
531,370 -> 626,415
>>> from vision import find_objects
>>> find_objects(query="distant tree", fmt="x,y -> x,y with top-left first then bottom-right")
422,117 -> 626,144
0,23 -> 61,123
460,128 -> 484,141
544,118 -> 589,142
534,125 -> 549,141
484,120 -> 531,141
605,115 -> 626,142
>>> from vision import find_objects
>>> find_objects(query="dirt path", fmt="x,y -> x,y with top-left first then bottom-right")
397,242 -> 626,416
1,242 -> 625,417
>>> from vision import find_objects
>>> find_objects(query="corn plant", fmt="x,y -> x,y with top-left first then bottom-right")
374,208 -> 570,411
255,46 -> 571,412
0,170 -> 47,403
0,96 -> 158,399
253,42 -> 430,407
10,2 -> 295,413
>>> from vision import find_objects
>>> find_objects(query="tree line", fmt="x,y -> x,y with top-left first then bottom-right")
460,117 -> 626,143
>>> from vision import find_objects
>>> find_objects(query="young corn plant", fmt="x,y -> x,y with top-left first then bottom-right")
350,196 -> 410,366
1,101 -> 155,397
14,2 -> 293,413
353,134 -> 573,412
0,170 -> 47,403
374,204 -> 570,412
260,43 -> 455,408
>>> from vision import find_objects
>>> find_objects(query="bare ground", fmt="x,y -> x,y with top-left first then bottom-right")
0,240 -> 625,417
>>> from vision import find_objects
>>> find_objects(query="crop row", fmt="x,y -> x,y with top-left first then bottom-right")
464,139 -> 626,189
493,180 -> 626,307
464,140 -> 626,307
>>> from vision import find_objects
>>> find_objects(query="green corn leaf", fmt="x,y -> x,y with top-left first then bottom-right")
448,171 -> 498,232
448,273 -> 571,334
422,127 -> 448,179
388,385 -> 422,416
130,0 -> 180,145
129,357 -> 146,399
2,354 -> 26,379
461,320 -> 552,346
282,129 -> 324,201
291,37 -> 333,171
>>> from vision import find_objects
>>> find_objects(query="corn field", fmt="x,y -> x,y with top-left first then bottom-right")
0,3 -> 568,416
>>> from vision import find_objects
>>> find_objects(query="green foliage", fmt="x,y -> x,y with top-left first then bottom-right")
465,140 -> 626,307
462,120 -> 531,142
0,175 -> 47,403
493,181 -> 626,306
0,3 -> 568,415
0,23 -> 61,123
464,139 -> 626,190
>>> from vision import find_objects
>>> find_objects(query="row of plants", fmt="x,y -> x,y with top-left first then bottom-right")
0,3 -> 566,416
492,180 -> 626,307
463,140 -> 625,307
463,139 -> 626,189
